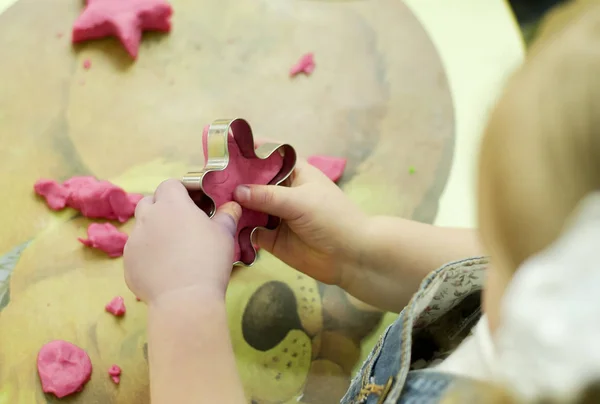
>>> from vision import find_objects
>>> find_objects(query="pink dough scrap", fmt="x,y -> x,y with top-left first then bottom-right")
66,178 -> 133,222
108,364 -> 121,384
105,296 -> 126,316
72,0 -> 173,59
33,179 -> 70,210
34,176 -> 142,222
83,59 -> 91,69
37,340 -> 93,398
289,53 -> 315,77
78,222 -> 128,257
201,125 -> 283,263
307,155 -> 347,183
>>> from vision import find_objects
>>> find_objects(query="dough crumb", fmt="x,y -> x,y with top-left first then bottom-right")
105,296 -> 126,316
78,222 -> 128,257
34,176 -> 143,222
108,364 -> 122,384
289,53 -> 315,77
135,296 -> 141,301
307,155 -> 346,183
37,340 -> 92,398
83,59 -> 91,69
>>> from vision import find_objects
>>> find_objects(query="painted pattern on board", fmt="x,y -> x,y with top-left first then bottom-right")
0,0 -> 454,402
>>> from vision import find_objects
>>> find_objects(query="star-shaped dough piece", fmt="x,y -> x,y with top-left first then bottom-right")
184,119 -> 297,266
72,0 -> 173,59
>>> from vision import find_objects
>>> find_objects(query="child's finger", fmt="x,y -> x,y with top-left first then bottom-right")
253,228 -> 276,252
212,201 -> 242,237
291,159 -> 331,185
153,178 -> 188,204
134,196 -> 154,218
233,184 -> 298,221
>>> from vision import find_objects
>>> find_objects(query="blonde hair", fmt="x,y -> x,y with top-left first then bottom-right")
478,0 -> 600,275
446,1 -> 600,402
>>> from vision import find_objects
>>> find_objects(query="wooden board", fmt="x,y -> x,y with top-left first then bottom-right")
0,0 -> 454,402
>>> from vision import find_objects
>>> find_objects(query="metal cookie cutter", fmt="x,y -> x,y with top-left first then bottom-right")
182,118 -> 297,266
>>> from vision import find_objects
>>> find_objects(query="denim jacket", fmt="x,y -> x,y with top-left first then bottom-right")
341,257 -> 488,404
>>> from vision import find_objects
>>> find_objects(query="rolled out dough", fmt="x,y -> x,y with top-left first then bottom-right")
201,126 -> 284,263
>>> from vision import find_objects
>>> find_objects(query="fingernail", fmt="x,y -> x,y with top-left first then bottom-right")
234,185 -> 251,202
230,202 -> 243,223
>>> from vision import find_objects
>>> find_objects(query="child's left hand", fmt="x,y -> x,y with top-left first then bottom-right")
124,179 -> 241,305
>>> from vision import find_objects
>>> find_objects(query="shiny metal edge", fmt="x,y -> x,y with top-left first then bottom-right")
182,118 -> 297,267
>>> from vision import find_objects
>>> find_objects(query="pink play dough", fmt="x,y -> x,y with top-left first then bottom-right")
105,296 -> 126,316
72,0 -> 173,59
83,59 -> 91,69
78,222 -> 128,257
34,179 -> 70,210
34,176 -> 143,222
108,364 -> 122,384
201,126 -> 283,263
37,340 -> 93,398
289,53 -> 315,77
307,155 -> 347,183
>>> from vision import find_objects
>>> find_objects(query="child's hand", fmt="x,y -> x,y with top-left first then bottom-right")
233,160 -> 368,286
124,179 -> 241,304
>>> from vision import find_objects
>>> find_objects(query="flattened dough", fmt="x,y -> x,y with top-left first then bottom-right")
37,340 -> 93,398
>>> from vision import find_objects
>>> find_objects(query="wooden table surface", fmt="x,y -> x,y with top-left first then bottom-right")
0,0 -> 517,402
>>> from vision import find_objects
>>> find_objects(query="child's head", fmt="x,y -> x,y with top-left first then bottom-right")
441,2 -> 600,403
477,0 -> 600,333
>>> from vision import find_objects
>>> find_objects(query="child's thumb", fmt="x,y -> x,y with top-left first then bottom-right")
212,201 -> 242,237
233,185 -> 298,221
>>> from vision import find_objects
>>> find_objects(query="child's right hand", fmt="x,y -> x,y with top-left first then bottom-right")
233,160 -> 368,286
235,159 -> 485,313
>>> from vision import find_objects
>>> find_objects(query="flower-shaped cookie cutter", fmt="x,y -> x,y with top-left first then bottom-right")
182,118 -> 297,266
